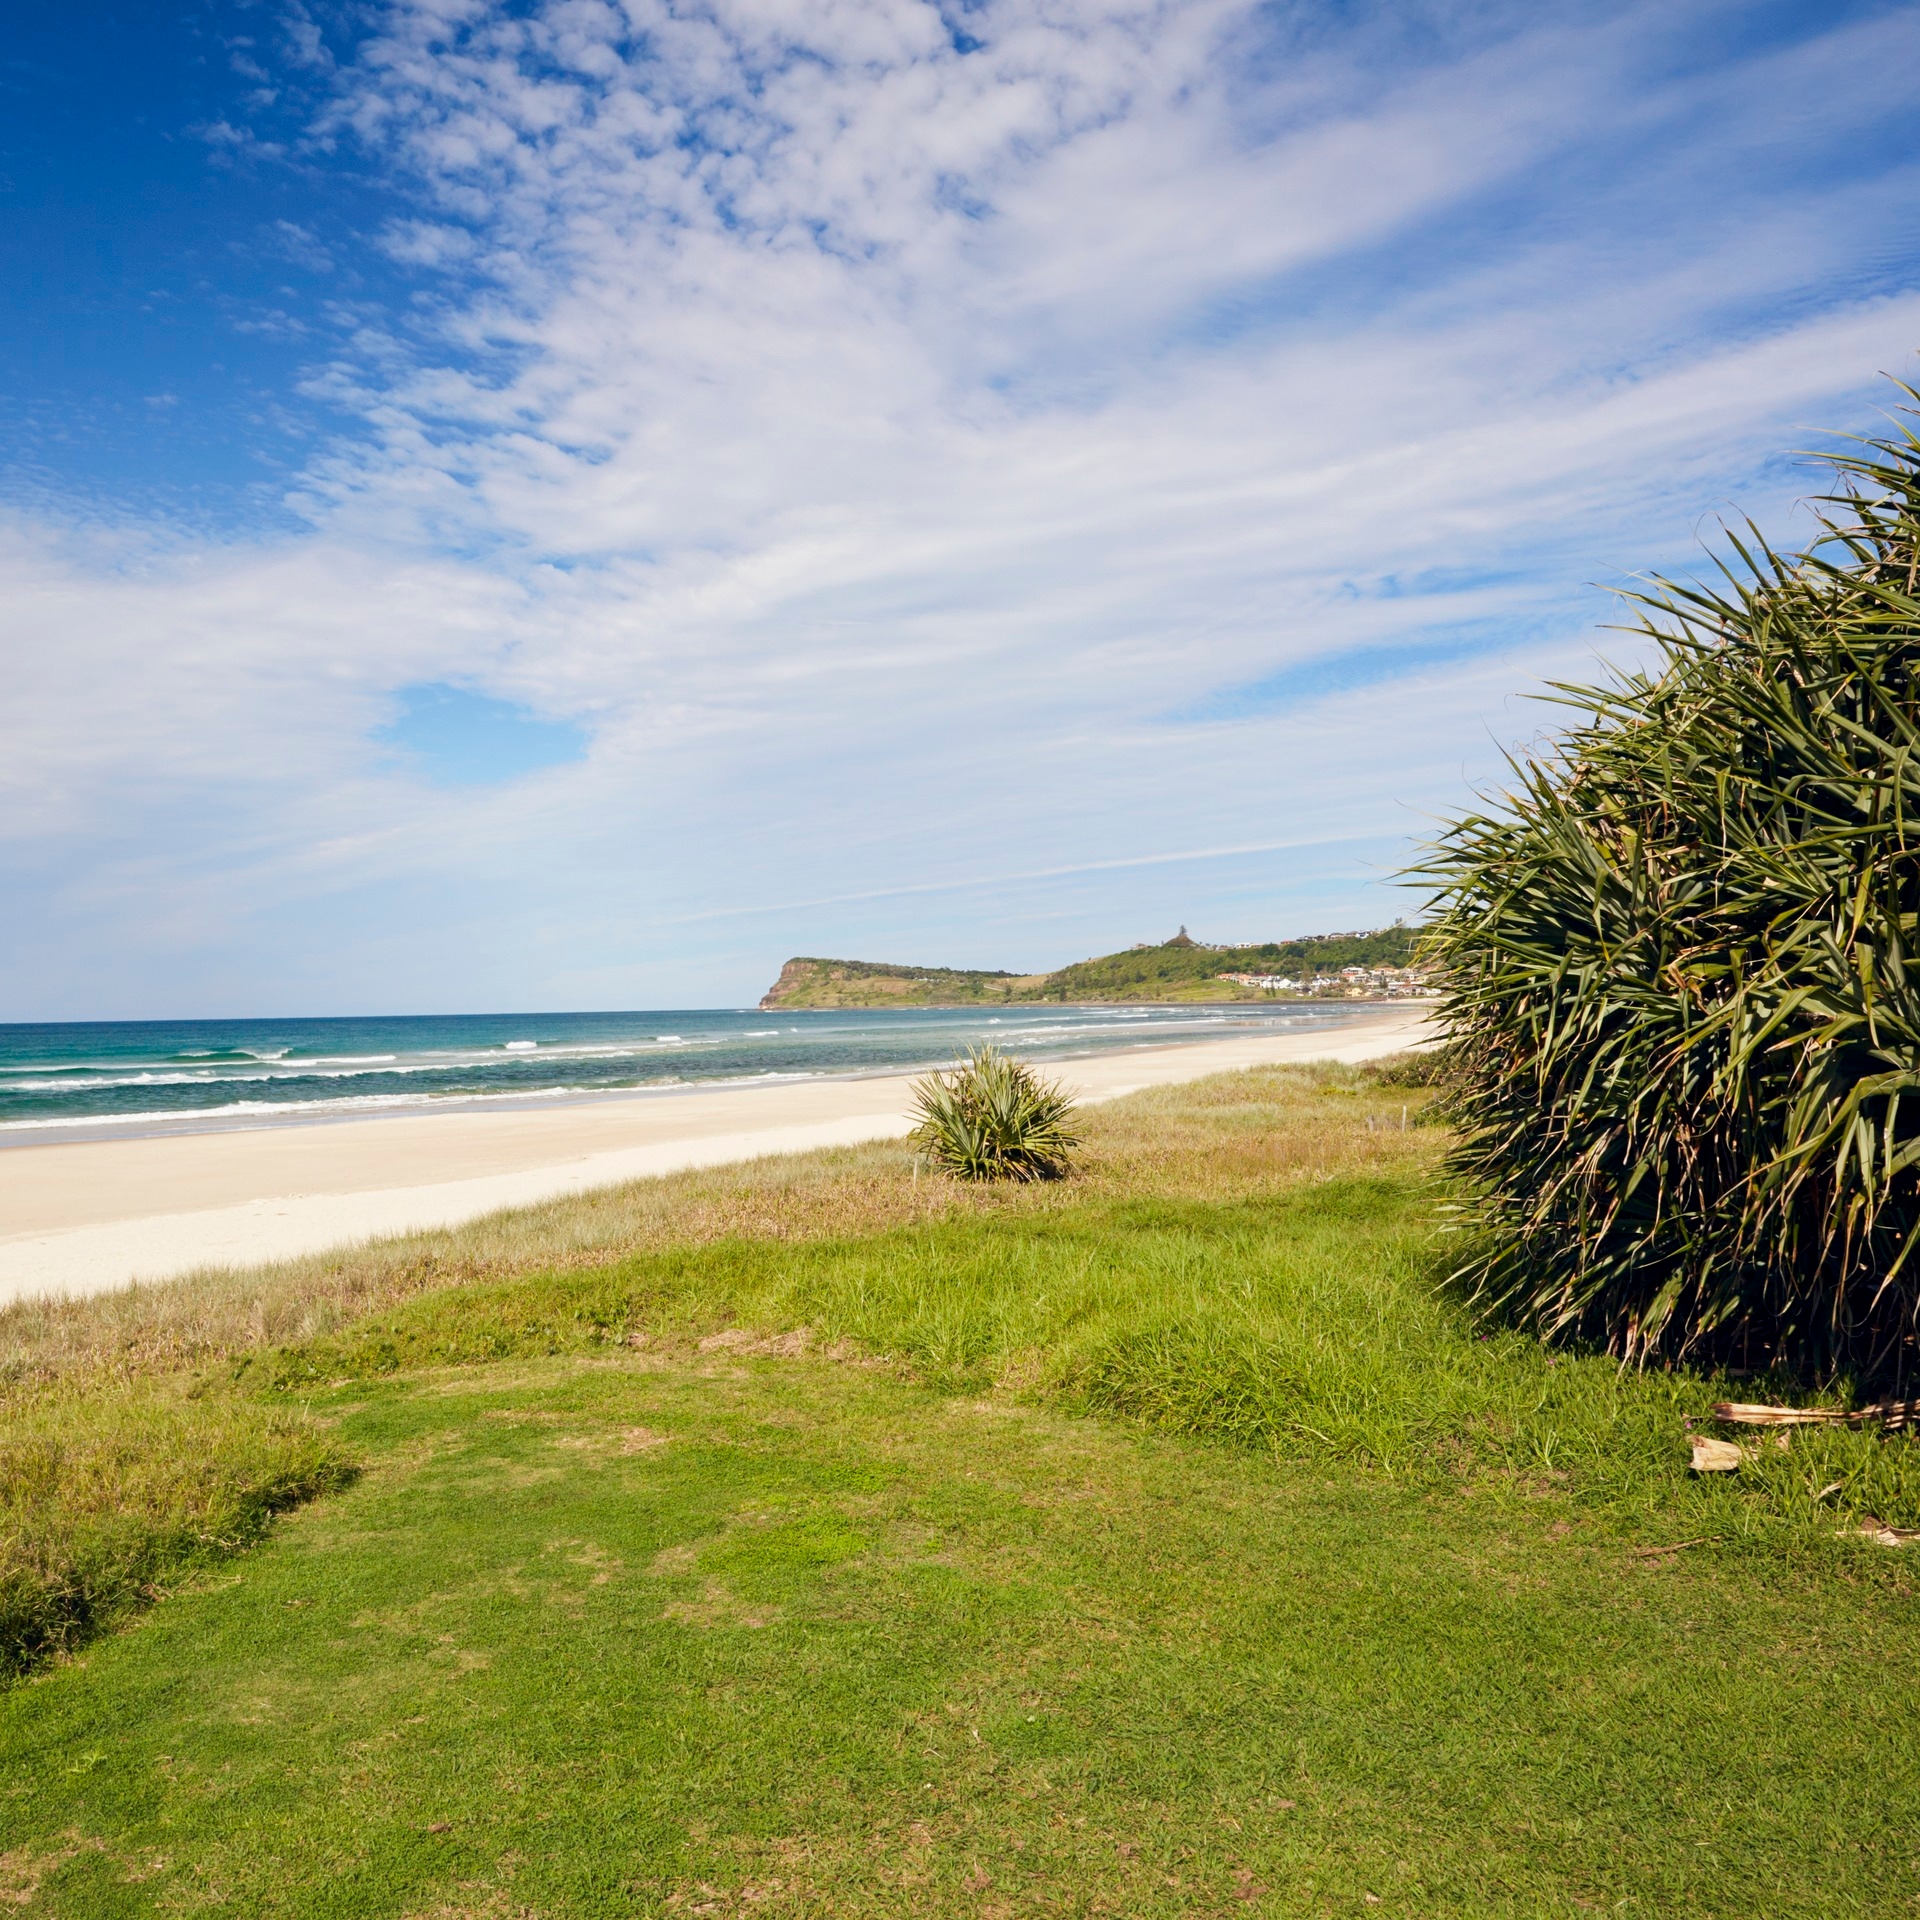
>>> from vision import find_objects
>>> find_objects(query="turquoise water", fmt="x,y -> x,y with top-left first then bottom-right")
0,1004 -> 1374,1143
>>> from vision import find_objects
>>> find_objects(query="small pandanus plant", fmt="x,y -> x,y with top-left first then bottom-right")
907,1046 -> 1080,1182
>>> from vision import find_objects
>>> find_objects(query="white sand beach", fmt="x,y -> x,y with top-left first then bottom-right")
0,1006 -> 1434,1306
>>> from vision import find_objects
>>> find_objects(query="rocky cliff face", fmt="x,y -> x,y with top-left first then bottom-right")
758,958 -> 826,1008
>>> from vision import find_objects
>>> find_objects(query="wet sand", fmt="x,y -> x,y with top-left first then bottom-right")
0,1006 -> 1435,1304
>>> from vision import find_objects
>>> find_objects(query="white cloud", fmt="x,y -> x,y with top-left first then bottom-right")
4,0 -> 1919,1015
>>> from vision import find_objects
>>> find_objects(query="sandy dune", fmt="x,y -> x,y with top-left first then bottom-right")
0,1007 -> 1434,1305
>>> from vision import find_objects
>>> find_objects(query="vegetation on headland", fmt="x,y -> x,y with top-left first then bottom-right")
758,953 -> 1031,1007
1425,404 -> 1920,1381
6,1063 -> 1920,1911
760,922 -> 1420,1008
1045,923 -> 1418,1000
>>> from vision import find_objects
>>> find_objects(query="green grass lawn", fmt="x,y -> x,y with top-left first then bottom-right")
5,1065 -> 1920,1914
8,1351 -> 1919,1916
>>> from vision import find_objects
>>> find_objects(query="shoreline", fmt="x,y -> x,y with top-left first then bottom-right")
0,998 -> 1429,1150
0,1006 -> 1435,1306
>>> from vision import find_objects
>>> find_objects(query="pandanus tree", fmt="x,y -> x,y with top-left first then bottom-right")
908,1046 -> 1079,1181
1421,396 -> 1920,1380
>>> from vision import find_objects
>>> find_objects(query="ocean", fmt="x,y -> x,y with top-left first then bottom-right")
0,1003 -> 1377,1143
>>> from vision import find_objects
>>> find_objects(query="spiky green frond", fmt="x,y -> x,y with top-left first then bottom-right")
1419,391 -> 1920,1377
907,1046 -> 1080,1182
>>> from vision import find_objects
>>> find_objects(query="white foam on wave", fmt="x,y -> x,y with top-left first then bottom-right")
3,1073 -> 228,1092
0,1062 -> 850,1132
0,1043 -> 719,1094
0,1085 -> 587,1131
504,1041 -> 538,1052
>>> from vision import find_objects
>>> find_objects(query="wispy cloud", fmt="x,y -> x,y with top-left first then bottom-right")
3,0 -> 1918,1015
656,826 -> 1402,926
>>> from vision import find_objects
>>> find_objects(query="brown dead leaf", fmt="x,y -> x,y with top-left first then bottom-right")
1716,1397 -> 1920,1430
1689,1436 -> 1744,1473
1858,1516 -> 1920,1547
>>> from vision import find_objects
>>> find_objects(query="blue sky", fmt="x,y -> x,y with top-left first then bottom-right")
4,0 -> 1919,1016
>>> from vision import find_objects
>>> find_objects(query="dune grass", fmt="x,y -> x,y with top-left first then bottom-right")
240,1156 -> 1920,1546
7,1060 -> 1920,1691
5,1058 -> 1388,1392
0,1062 -> 1432,1680
0,1392 -> 354,1678
5,1059 -> 1920,1911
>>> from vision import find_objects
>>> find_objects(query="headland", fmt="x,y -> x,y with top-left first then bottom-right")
761,925 -> 1425,1008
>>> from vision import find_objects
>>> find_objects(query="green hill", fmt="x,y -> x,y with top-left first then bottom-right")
760,925 -> 1421,1008
757,956 -> 1032,1009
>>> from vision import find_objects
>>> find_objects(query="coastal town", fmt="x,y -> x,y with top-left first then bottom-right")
1217,964 -> 1431,998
